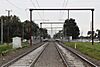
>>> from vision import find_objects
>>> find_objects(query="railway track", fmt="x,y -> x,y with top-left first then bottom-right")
1,41 -> 99,67
1,42 -> 48,67
2,42 -> 67,67
34,42 -> 67,67
56,42 -> 99,67
55,42 -> 69,67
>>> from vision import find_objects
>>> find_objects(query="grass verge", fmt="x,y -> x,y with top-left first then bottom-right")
65,42 -> 100,60
0,42 -> 29,56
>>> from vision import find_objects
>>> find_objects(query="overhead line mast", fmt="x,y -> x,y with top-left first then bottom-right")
30,0 -> 43,20
5,10 -> 12,43
5,10 -> 12,16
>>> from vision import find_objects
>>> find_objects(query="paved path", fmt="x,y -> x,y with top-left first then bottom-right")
34,42 -> 64,67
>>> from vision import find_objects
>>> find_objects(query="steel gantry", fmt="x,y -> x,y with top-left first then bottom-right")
29,8 -> 94,45
40,22 -> 64,38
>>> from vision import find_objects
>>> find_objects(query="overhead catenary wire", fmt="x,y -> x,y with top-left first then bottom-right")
35,0 -> 44,20
5,0 -> 29,20
25,8 -> 30,20
35,0 -> 40,7
64,0 -> 69,8
30,0 -> 36,7
59,0 -> 65,20
60,0 -> 69,20
5,0 -> 22,9
58,0 -> 69,38
30,0 -> 43,21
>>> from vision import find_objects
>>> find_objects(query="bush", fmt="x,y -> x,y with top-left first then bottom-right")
0,44 -> 12,55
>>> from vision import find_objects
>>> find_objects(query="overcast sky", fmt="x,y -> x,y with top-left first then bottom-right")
0,0 -> 99,36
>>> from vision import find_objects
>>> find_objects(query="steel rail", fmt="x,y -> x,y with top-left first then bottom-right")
55,42 -> 69,67
32,42 -> 69,67
58,42 -> 98,67
1,42 -> 47,67
30,42 -> 49,67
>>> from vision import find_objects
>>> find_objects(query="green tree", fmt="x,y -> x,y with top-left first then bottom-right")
0,15 -> 22,42
22,20 -> 39,40
39,28 -> 49,39
87,31 -> 96,39
87,31 -> 92,38
0,15 -> 50,43
10,15 -> 22,37
22,20 -> 30,40
96,29 -> 100,41
63,18 -> 80,39
53,30 -> 63,39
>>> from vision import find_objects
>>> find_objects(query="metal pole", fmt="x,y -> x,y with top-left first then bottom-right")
30,9 -> 32,46
68,10 -> 70,41
6,10 -> 12,43
91,9 -> 94,45
51,23 -> 52,38
8,11 -> 10,16
40,23 -> 42,28
5,10 -> 12,16
22,23 -> 24,39
1,19 -> 3,44
40,23 -> 42,41
68,10 -> 69,19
